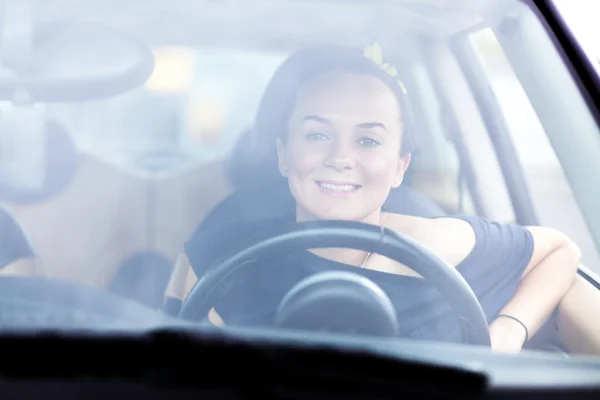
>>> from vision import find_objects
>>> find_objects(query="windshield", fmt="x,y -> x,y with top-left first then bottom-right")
2,0 -> 600,363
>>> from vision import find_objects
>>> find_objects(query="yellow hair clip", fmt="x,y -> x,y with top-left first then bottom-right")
363,42 -> 408,94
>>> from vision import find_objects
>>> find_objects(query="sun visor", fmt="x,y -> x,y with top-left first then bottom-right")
0,22 -> 154,102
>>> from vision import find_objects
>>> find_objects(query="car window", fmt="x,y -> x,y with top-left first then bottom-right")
407,61 -> 477,216
0,0 -> 599,364
420,38 -> 517,223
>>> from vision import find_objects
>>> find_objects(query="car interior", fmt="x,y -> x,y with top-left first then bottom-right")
0,0 -> 598,368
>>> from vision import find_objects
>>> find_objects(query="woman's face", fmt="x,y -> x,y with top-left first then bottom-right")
277,72 -> 411,223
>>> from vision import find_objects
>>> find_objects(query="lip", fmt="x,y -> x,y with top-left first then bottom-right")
315,180 -> 362,197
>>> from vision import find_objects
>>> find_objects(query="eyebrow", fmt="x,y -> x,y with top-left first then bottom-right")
301,116 -> 388,131
357,122 -> 387,131
301,115 -> 331,124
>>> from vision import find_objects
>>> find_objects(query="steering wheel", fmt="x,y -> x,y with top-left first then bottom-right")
0,276 -> 176,330
180,220 -> 491,346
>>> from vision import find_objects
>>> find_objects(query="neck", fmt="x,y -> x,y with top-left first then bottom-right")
295,206 -> 383,226
295,204 -> 384,267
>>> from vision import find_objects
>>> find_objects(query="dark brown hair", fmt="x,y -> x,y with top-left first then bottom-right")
228,46 -> 414,188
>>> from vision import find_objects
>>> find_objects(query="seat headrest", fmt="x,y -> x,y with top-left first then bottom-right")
0,118 -> 79,203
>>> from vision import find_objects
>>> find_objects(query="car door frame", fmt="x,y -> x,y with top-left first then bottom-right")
447,0 -> 600,290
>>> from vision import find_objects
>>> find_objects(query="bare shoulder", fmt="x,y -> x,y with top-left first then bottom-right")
383,213 -> 477,267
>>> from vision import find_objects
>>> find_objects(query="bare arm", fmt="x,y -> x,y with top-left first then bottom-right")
164,253 -> 197,301
164,253 -> 224,325
489,226 -> 580,353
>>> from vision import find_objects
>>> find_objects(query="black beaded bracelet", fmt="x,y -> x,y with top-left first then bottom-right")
495,314 -> 529,343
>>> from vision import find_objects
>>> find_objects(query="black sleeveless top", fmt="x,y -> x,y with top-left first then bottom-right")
184,214 -> 535,344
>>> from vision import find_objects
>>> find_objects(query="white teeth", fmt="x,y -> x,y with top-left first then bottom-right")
318,182 -> 358,191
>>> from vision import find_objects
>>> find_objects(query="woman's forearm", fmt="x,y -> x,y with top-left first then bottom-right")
489,240 -> 580,352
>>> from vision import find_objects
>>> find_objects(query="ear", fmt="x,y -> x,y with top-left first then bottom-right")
276,137 -> 288,177
391,152 -> 412,188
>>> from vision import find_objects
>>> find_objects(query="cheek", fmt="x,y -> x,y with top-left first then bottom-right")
360,152 -> 400,183
288,143 -> 326,176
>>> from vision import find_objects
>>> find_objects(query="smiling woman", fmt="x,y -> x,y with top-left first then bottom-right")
172,45 -> 583,354
277,66 -> 411,223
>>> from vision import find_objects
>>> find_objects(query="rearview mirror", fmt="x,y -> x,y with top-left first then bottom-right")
0,22 -> 154,102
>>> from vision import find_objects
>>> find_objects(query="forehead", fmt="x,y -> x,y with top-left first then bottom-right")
291,72 -> 402,125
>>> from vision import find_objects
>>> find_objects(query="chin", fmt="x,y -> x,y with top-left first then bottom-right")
294,192 -> 382,223
312,207 -> 375,222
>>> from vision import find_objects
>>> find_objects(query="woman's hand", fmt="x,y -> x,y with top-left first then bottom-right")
489,316 -> 528,353
209,308 -> 226,326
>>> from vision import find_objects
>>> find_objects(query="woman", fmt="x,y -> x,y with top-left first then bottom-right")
168,46 -> 580,353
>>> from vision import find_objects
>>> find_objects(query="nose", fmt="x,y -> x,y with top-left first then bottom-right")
324,140 -> 356,171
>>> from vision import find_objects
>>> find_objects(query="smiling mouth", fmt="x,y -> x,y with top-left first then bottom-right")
315,181 -> 362,193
